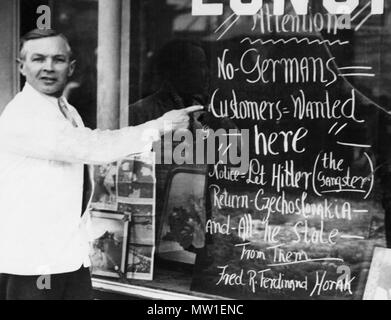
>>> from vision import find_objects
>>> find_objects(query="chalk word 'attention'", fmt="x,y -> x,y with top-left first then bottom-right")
193,0 -> 384,16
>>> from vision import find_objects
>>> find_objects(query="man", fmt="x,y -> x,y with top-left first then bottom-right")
0,29 -> 202,300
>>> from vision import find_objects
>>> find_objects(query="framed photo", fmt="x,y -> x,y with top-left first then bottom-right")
117,159 -> 135,184
157,168 -> 207,266
89,212 -> 128,278
133,157 -> 155,184
126,245 -> 155,280
117,154 -> 156,204
117,155 -> 155,183
90,163 -> 118,211
129,215 -> 155,246
363,247 -> 391,300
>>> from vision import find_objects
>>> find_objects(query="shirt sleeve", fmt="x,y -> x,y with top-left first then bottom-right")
0,107 -> 162,165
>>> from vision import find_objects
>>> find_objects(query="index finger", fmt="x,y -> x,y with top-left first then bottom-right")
184,105 -> 204,114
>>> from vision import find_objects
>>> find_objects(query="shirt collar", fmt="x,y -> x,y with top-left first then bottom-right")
23,82 -> 67,107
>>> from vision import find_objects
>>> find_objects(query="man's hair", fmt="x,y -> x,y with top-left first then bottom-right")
19,29 -> 73,60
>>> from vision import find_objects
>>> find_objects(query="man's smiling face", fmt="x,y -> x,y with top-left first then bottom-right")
19,36 -> 75,97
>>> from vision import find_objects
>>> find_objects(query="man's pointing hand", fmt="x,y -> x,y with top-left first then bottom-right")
158,105 -> 204,134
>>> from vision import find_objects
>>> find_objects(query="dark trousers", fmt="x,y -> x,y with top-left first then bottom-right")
0,267 -> 93,300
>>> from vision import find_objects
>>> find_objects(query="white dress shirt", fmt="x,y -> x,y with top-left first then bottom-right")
0,83 -> 160,275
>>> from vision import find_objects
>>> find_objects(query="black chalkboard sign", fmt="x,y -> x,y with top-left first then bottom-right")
190,1 -> 390,300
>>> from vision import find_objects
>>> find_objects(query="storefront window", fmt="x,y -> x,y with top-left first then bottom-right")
124,0 -> 391,300
15,0 -> 391,300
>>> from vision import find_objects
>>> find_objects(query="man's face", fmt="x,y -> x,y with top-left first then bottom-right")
19,36 -> 75,97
